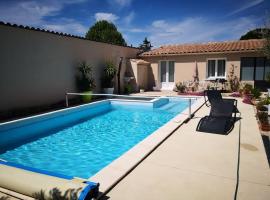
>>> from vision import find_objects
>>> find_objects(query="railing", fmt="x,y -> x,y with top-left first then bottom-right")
65,93 -> 198,119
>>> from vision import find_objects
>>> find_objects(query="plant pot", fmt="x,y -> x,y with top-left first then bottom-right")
259,121 -> 270,131
82,91 -> 92,103
140,89 -> 145,93
103,88 -> 114,94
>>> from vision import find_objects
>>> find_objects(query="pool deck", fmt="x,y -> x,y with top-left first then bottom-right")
102,98 -> 270,200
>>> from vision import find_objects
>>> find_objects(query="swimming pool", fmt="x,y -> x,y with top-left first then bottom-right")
0,97 -> 192,179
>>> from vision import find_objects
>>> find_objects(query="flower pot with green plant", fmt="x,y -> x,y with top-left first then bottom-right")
266,72 -> 270,96
251,87 -> 262,104
257,111 -> 270,131
139,85 -> 145,93
256,100 -> 268,113
175,82 -> 186,94
242,83 -> 253,104
124,83 -> 132,94
76,61 -> 96,103
101,61 -> 117,94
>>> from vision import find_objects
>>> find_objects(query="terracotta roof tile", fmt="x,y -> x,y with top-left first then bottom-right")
140,39 -> 265,56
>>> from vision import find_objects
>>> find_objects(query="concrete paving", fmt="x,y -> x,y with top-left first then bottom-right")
103,99 -> 270,200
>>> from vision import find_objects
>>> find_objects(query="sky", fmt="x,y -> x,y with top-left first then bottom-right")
0,0 -> 269,47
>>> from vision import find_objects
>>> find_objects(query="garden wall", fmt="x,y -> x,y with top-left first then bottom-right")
0,24 -> 139,113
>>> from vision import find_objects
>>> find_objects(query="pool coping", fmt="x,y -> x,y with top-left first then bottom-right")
88,96 -> 205,195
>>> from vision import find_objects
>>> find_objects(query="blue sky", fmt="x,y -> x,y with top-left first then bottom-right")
0,0 -> 269,47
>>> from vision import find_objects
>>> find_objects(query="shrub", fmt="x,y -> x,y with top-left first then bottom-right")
251,87 -> 261,99
242,83 -> 253,95
257,111 -> 269,124
175,82 -> 186,93
263,97 -> 270,105
256,101 -> 268,111
230,92 -> 241,97
228,64 -> 240,92
124,84 -> 132,94
242,95 -> 253,104
76,61 -> 96,92
101,61 -> 117,88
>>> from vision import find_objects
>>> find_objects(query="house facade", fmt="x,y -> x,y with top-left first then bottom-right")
138,39 -> 268,91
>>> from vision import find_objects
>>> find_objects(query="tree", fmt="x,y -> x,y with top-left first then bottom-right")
263,18 -> 270,58
139,37 -> 152,52
240,28 -> 270,40
85,20 -> 127,46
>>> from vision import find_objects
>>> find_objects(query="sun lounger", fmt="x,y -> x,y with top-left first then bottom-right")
196,100 -> 236,135
204,89 -> 239,113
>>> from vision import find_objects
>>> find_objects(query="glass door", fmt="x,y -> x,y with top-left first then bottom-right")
160,61 -> 175,90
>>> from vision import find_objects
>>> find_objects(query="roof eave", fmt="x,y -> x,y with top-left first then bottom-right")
139,49 -> 263,57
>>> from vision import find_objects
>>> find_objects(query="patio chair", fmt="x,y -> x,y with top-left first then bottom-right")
196,100 -> 236,135
204,89 -> 239,113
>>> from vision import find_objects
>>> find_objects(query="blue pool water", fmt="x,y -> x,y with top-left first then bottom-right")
0,98 -> 190,178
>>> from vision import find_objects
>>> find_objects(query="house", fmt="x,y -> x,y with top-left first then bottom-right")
136,39 -> 267,91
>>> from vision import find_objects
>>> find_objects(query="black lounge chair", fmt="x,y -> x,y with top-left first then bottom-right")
196,100 -> 236,135
204,89 -> 239,113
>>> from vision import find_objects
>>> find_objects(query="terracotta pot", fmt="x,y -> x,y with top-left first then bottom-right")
259,122 -> 270,131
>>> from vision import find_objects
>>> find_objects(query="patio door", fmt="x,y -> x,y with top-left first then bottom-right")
160,61 -> 175,90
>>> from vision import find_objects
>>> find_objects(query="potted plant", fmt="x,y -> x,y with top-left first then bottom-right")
257,111 -> 270,131
76,61 -> 96,103
124,83 -> 132,94
242,83 -> 253,104
256,100 -> 268,115
102,61 -> 117,94
175,82 -> 186,94
139,86 -> 145,93
251,87 -> 262,104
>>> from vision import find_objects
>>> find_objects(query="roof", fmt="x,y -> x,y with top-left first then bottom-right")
140,39 -> 265,57
0,21 -> 138,49
130,59 -> 150,64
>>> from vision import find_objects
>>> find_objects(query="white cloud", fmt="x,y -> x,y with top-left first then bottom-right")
43,19 -> 88,35
0,0 -> 88,36
129,28 -> 145,33
94,12 -> 119,23
109,0 -> 132,7
123,11 -> 135,25
228,0 -> 264,16
145,17 -> 260,47
0,0 -> 87,25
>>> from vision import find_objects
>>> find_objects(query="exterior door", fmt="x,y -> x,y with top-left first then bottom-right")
160,61 -> 175,90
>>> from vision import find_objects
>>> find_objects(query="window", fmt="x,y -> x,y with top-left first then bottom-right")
241,58 -> 254,80
255,58 -> 265,80
207,59 -> 226,78
240,57 -> 270,81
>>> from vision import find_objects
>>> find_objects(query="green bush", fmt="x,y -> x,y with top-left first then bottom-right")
175,82 -> 186,93
263,97 -> 270,105
256,101 -> 268,111
101,61 -> 117,88
251,87 -> 261,99
242,83 -> 253,94
257,111 -> 269,124
124,84 -> 132,94
76,61 -> 96,92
